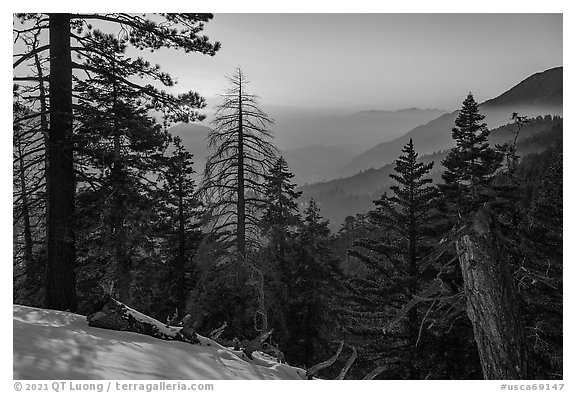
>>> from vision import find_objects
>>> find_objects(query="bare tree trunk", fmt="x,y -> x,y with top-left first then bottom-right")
456,208 -> 528,379
45,13 -> 77,312
177,174 -> 187,317
236,74 -> 246,274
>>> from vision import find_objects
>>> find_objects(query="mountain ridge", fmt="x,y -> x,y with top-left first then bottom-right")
339,67 -> 563,176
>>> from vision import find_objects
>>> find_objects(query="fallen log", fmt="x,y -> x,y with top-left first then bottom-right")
86,295 -> 199,344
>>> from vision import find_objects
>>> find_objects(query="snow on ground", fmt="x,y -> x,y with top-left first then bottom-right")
13,305 -> 305,380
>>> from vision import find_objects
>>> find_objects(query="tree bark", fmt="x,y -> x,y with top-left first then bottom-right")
456,208 -> 528,379
177,172 -> 187,317
110,63 -> 130,304
45,13 -> 77,312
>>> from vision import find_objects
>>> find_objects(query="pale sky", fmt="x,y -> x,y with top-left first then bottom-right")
139,13 -> 562,112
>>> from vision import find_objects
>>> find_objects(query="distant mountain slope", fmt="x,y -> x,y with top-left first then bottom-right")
482,66 -> 563,109
340,67 -> 563,176
167,109 -> 446,184
335,108 -> 447,145
282,145 -> 356,184
271,107 -> 447,152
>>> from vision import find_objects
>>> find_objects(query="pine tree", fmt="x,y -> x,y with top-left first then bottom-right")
201,68 -> 278,275
260,156 -> 302,263
519,152 -> 563,378
346,139 -> 440,379
13,13 -> 220,311
258,156 -> 302,347
440,93 -> 502,217
438,95 -> 528,379
158,136 -> 204,319
73,32 -> 169,304
199,68 -> 278,335
285,199 -> 344,369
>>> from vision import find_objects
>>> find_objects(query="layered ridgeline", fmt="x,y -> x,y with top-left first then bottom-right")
282,108 -> 446,184
167,108 -> 446,185
340,67 -> 563,176
301,114 -> 562,228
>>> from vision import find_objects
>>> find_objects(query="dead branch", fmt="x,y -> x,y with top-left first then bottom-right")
335,347 -> 357,380
306,340 -> 344,379
363,365 -> 387,380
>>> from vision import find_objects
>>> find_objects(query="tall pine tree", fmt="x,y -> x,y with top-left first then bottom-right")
259,156 -> 302,348
346,139 -> 441,379
157,136 -> 204,319
260,156 -> 302,265
284,199 -> 344,369
73,32 -> 169,304
13,13 -> 220,311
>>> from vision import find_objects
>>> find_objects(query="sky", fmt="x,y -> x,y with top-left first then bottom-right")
136,13 -> 563,112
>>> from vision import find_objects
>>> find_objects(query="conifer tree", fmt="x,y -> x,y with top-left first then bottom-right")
519,152 -> 563,378
440,93 -> 501,217
285,199 -> 344,368
158,136 -> 204,319
13,13 -> 220,311
73,32 -> 169,304
346,139 -> 440,379
438,95 -> 528,379
260,156 -> 302,263
258,156 -> 302,346
199,68 -> 278,336
202,68 -> 278,274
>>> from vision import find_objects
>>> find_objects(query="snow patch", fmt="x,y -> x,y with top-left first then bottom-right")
13,305 -> 304,380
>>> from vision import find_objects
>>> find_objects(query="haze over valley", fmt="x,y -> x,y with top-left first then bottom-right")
171,66 -> 563,226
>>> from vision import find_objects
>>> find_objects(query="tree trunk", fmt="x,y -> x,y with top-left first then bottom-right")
110,69 -> 130,304
456,208 -> 528,379
177,174 -> 187,317
235,73 -> 247,288
45,13 -> 77,312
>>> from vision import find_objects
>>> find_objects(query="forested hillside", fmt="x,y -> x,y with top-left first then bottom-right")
301,115 -> 562,227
